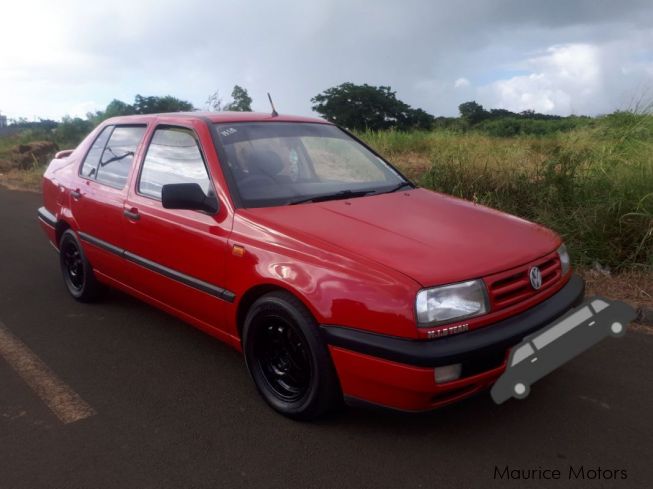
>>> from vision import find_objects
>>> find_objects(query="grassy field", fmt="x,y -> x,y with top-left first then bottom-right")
359,112 -> 653,273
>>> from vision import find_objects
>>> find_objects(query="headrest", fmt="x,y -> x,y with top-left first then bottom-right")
247,150 -> 284,176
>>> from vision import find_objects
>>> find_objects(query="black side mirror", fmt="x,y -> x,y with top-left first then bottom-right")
161,183 -> 219,213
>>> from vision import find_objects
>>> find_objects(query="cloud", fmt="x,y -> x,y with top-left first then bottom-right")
477,37 -> 653,115
0,0 -> 652,119
480,44 -> 601,114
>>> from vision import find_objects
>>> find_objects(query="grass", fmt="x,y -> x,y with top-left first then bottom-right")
0,165 -> 44,192
358,113 -> 653,271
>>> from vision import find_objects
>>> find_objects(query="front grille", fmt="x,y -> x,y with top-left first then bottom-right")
486,253 -> 561,311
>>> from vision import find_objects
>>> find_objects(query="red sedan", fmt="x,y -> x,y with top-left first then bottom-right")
38,112 -> 584,419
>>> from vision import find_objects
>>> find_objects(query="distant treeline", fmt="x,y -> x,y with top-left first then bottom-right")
4,94 -> 197,147
0,82 -> 625,148
428,100 -> 594,136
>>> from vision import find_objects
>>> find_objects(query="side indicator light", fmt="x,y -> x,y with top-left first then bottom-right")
232,245 -> 245,257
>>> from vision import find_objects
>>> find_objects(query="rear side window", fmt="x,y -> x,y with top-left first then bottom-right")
138,127 -> 212,200
80,126 -> 112,178
95,126 -> 146,189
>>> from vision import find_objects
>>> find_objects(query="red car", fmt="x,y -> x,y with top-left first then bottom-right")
38,112 -> 584,419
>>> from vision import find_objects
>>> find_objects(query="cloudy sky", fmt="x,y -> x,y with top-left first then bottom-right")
1,0 -> 652,121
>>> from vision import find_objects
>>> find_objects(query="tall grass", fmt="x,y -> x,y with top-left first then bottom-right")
358,114 -> 653,271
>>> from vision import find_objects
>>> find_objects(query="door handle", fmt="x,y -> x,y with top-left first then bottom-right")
70,189 -> 82,200
123,208 -> 140,221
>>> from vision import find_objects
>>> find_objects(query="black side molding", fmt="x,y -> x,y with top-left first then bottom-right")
37,207 -> 57,227
321,274 -> 585,368
78,231 -> 235,303
79,231 -> 123,256
123,251 -> 235,303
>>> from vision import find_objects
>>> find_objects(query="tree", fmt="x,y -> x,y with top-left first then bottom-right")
89,95 -> 195,125
104,99 -> 136,119
205,90 -> 223,112
311,83 -> 433,131
224,85 -> 253,112
54,117 -> 94,146
132,94 -> 193,114
404,108 -> 434,131
458,101 -> 487,125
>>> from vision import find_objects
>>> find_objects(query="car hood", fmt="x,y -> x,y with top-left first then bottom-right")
242,188 -> 560,286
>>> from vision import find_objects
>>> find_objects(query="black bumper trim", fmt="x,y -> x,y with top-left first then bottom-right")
37,207 -> 57,227
321,274 -> 585,368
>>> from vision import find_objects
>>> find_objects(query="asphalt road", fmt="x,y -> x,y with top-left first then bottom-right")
1,186 -> 652,489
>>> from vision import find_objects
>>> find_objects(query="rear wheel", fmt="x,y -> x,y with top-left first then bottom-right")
243,291 -> 341,420
59,229 -> 102,302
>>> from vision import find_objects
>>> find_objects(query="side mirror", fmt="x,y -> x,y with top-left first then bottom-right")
161,183 -> 219,213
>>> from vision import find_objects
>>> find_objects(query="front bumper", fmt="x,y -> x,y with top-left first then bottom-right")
322,274 -> 585,411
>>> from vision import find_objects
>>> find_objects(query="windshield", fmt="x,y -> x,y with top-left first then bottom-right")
213,122 -> 407,208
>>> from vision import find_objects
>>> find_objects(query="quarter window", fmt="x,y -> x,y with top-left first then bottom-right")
80,125 -> 113,178
139,127 -> 212,200
95,126 -> 146,189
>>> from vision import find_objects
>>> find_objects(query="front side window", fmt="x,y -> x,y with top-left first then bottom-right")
95,126 -> 146,189
213,122 -> 406,208
138,127 -> 212,200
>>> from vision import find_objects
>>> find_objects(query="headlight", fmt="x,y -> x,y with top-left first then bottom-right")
416,279 -> 489,327
557,243 -> 570,275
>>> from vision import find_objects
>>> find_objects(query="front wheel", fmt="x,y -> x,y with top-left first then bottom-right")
243,291 -> 342,420
59,229 -> 103,302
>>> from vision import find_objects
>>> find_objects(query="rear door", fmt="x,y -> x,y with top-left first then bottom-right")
122,121 -> 233,333
71,124 -> 147,281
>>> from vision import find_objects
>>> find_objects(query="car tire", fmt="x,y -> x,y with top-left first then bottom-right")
243,291 -> 342,420
59,229 -> 103,302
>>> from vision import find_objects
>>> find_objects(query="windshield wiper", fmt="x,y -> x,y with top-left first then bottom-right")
379,181 -> 415,194
288,189 -> 376,205
100,147 -> 134,167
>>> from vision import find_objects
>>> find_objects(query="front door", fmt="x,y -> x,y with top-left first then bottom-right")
122,122 -> 233,333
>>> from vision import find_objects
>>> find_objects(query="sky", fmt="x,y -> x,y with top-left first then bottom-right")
1,0 -> 652,121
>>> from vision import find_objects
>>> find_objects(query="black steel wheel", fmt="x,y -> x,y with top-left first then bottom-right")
243,291 -> 342,420
252,314 -> 312,402
58,229 -> 102,301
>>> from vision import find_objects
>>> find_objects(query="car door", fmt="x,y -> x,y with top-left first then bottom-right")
70,124 -> 147,282
122,122 -> 233,333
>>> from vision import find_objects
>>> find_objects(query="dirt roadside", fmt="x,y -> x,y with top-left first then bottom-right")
579,268 -> 653,331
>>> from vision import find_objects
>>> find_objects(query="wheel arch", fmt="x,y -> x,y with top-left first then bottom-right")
235,283 -> 320,339
54,219 -> 72,247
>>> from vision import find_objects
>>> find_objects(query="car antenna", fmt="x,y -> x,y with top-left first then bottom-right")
267,92 -> 279,117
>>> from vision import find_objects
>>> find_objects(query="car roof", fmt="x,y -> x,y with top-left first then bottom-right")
103,111 -> 331,126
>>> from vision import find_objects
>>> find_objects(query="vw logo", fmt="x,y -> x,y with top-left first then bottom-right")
529,266 -> 542,290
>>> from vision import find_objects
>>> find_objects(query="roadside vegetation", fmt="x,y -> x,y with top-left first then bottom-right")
1,85 -> 651,278
359,112 -> 653,272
